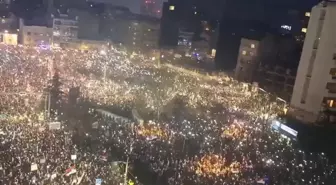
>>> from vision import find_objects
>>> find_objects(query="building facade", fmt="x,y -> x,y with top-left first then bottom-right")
21,25 -> 52,46
68,9 -> 100,40
159,2 -> 179,47
52,14 -> 78,47
290,1 -> 336,123
235,38 -> 260,82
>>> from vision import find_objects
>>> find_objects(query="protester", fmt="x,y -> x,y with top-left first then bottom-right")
0,44 -> 335,185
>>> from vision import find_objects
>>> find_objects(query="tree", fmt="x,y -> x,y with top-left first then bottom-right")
48,71 -> 63,119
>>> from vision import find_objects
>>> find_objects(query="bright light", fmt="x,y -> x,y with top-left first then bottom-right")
194,12 -> 197,15
305,12 -> 311,17
100,50 -> 107,55
242,50 -> 247,55
301,28 -> 307,33
281,25 -> 292,31
211,49 -> 216,57
251,44 -> 255,48
169,6 -> 175,11
4,30 -> 8,33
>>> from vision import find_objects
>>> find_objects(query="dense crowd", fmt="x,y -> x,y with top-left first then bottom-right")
0,44 -> 335,185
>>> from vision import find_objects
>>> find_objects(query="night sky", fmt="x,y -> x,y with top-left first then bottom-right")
10,0 -> 321,20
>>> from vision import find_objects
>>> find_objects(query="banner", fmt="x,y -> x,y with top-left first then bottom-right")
31,163 -> 38,171
92,121 -> 98,129
49,122 -> 61,130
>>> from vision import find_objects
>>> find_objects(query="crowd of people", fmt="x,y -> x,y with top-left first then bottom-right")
0,44 -> 335,185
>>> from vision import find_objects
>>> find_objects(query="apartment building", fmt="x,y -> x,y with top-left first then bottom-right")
290,1 -> 336,123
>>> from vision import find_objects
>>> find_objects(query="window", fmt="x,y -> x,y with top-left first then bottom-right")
242,50 -> 247,55
251,44 -> 255,48
326,82 -> 336,93
322,97 -> 336,108
301,28 -> 307,33
169,6 -> 175,11
330,68 -> 336,79
305,12 -> 311,17
333,53 -> 336,60
27,32 -> 31,35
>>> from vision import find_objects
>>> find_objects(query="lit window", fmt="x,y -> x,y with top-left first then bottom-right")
242,50 -> 247,55
194,12 -> 197,15
329,100 -> 334,107
211,49 -> 216,57
305,12 -> 311,17
301,28 -> 307,33
1,19 -> 5,23
169,6 -> 175,11
251,44 -> 255,48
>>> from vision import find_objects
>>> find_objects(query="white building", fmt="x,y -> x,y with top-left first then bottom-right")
290,1 -> 336,123
21,25 -> 52,46
52,14 -> 78,47
235,38 -> 260,82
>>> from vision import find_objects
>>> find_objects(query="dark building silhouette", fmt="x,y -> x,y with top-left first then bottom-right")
214,0 -> 321,71
215,19 -> 267,70
214,0 -> 268,71
158,1 -> 179,47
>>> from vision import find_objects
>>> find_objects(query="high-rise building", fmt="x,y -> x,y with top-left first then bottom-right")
158,1 -> 179,47
290,1 -> 336,123
141,0 -> 156,16
234,38 -> 261,82
52,13 -> 78,47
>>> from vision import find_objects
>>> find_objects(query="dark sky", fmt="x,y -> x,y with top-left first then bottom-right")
11,0 -> 320,20
11,0 -> 44,18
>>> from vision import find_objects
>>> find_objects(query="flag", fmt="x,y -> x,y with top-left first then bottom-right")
146,136 -> 158,141
231,169 -> 240,174
100,151 -> 108,161
257,179 -> 265,184
51,173 -> 57,180
92,121 -> 98,129
65,166 -> 77,176
100,155 -> 108,162
128,180 -> 134,185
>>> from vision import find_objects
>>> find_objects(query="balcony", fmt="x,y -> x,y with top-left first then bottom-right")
320,10 -> 326,20
313,40 -> 319,49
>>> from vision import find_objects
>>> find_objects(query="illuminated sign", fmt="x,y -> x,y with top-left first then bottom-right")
271,120 -> 298,137
280,124 -> 298,137
281,25 -> 292,31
